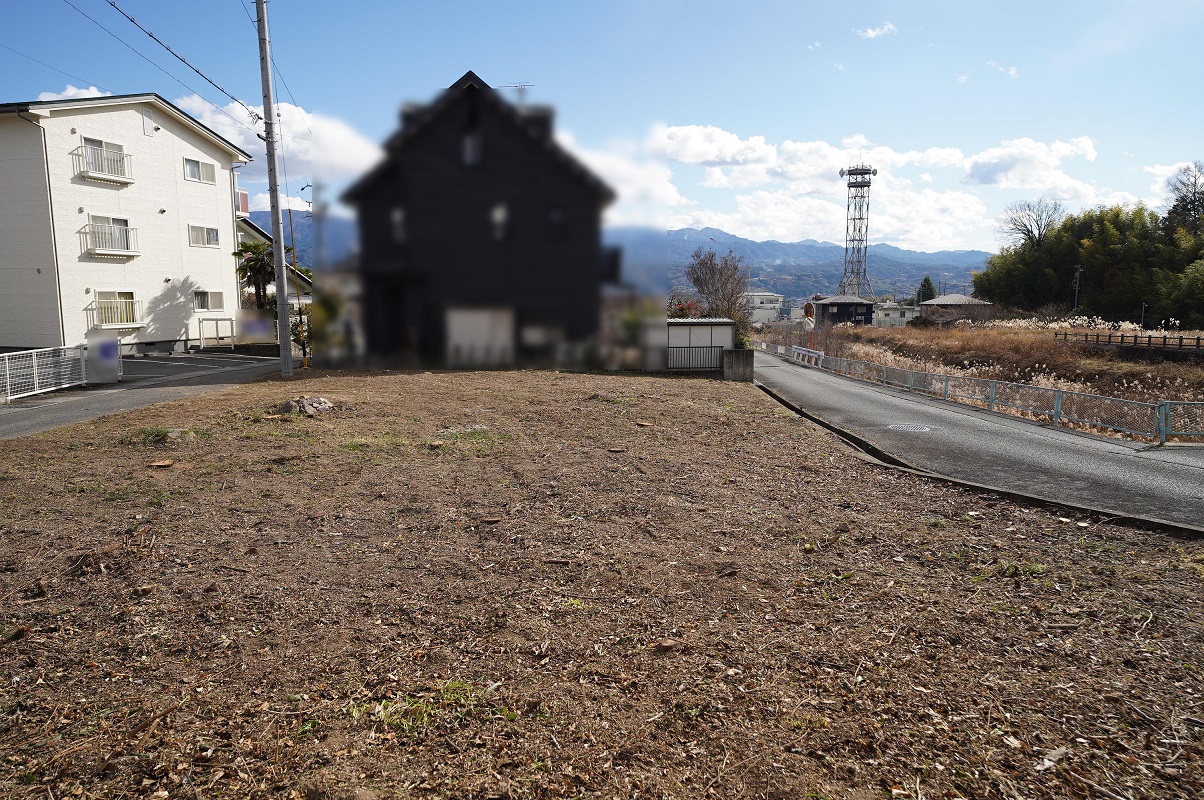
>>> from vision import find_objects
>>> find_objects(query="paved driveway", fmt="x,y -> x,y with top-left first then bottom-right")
755,351 -> 1204,530
0,352 -> 293,440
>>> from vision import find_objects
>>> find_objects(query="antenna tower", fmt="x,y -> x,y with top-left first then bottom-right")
837,164 -> 877,298
498,82 -> 534,106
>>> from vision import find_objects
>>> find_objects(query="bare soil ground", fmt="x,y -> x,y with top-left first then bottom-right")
1,370 -> 1201,799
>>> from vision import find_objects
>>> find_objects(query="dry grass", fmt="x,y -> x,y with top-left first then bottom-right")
1,369 -> 1201,799
816,326 -> 1204,404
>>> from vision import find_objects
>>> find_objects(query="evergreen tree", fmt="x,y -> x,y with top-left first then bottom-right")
917,276 -> 937,303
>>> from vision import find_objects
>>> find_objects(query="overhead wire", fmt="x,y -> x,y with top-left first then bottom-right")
102,0 -> 262,123
0,41 -> 111,94
232,0 -> 315,139
58,0 -> 261,139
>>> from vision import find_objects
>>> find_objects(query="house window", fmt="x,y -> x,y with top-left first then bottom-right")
463,131 -> 482,166
491,203 -> 508,241
188,225 -> 220,247
95,290 -> 137,325
545,205 -> 566,241
391,207 -> 407,243
88,215 -> 134,251
193,291 -> 225,311
82,137 -> 127,177
183,158 -> 217,184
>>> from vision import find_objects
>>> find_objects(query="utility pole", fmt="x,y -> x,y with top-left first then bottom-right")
1072,264 -> 1083,312
255,0 -> 292,378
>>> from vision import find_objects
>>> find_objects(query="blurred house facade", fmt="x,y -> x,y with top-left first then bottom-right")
342,71 -> 617,366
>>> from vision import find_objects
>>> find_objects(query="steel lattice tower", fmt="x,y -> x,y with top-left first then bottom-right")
837,164 -> 877,298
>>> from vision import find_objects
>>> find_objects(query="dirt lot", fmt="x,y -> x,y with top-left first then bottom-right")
1,370 -> 1201,799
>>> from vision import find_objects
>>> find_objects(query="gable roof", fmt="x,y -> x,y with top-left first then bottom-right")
0,93 -> 253,162
342,71 -> 614,204
921,293 -> 991,305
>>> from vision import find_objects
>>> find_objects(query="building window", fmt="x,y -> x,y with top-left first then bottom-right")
193,291 -> 225,311
95,290 -> 137,325
183,158 -> 217,184
545,205 -> 566,241
491,203 -> 508,241
391,207 -> 407,243
87,215 -> 135,251
81,138 -> 128,177
463,131 -> 482,166
188,225 -> 220,247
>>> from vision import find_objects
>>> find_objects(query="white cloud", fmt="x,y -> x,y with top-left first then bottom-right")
855,22 -> 898,39
37,85 -> 111,101
987,60 -> 1019,79
1143,161 -> 1194,204
963,136 -> 1098,200
172,94 -> 383,187
833,62 -> 845,71
655,124 -> 776,166
808,41 -> 821,49
955,72 -> 971,84
557,129 -> 690,228
248,192 -> 311,213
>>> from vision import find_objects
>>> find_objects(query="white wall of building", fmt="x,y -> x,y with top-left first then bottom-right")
0,117 -> 63,349
32,100 -> 243,351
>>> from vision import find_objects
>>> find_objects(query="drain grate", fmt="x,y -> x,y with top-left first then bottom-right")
888,423 -> 931,432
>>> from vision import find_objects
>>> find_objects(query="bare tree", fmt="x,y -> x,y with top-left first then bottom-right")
998,198 -> 1065,248
1164,160 -> 1204,237
685,247 -> 751,335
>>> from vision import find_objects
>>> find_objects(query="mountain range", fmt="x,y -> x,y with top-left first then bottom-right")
252,212 -> 992,300
667,228 -> 991,300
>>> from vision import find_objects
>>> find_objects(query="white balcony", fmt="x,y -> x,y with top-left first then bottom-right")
83,224 -> 139,257
87,299 -> 146,329
72,145 -> 134,184
235,188 -> 250,218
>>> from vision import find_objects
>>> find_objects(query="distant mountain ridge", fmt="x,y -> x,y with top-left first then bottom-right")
248,215 -> 989,300
669,227 -> 990,299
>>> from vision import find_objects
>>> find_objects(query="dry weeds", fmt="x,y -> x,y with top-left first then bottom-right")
1,370 -> 1201,799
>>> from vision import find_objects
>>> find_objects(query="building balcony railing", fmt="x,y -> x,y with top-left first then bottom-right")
83,224 -> 139,257
72,146 -> 134,184
87,299 -> 146,329
235,188 -> 250,218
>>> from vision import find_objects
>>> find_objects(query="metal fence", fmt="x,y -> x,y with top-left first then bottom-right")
667,345 -> 723,370
1,346 -> 87,402
808,354 -> 1196,442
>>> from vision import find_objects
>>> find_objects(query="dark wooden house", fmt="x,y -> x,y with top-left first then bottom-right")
342,71 -> 617,366
813,294 -> 875,326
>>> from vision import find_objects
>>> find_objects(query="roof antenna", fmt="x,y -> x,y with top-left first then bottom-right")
498,82 -> 534,107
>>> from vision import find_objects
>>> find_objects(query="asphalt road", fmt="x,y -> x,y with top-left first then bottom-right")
754,351 -> 1204,529
0,352 -> 293,440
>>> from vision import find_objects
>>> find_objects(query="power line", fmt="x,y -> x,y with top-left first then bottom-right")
58,0 -> 261,139
0,41 -> 111,94
103,0 -> 262,123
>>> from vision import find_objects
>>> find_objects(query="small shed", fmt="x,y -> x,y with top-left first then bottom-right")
667,318 -> 735,370
813,295 -> 874,326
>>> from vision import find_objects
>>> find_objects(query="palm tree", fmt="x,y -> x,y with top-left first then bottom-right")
233,241 -> 292,309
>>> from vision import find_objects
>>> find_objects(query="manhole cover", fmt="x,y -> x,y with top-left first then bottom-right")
888,423 -> 931,432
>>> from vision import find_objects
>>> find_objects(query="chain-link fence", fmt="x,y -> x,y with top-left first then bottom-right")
800,353 -> 1195,442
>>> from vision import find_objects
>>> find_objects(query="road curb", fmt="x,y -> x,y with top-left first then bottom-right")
755,380 -> 1204,539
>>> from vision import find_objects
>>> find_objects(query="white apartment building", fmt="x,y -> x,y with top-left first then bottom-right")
0,93 -> 253,353
742,291 -> 784,325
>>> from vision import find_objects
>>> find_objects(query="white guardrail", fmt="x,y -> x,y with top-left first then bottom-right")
1,345 -> 88,403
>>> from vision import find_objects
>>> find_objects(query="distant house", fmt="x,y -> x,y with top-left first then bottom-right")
813,294 -> 874,326
874,301 -> 921,328
342,71 -> 617,366
921,293 -> 993,323
743,291 -> 784,324
0,93 -> 252,353
235,217 -> 313,308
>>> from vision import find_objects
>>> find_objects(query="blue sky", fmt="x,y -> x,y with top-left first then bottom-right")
3,0 -> 1202,251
